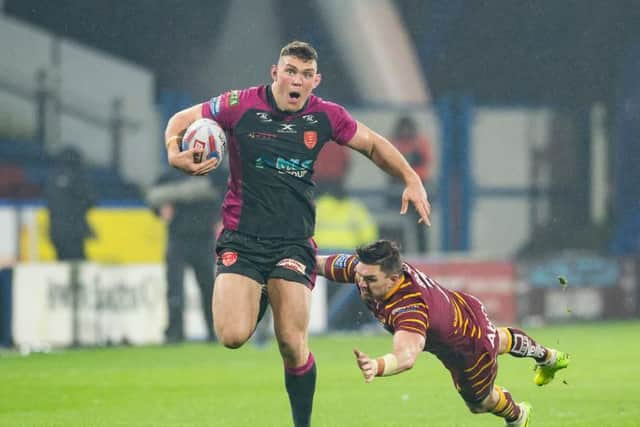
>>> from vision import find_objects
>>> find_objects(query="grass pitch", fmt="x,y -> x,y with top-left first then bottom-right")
1,321 -> 638,426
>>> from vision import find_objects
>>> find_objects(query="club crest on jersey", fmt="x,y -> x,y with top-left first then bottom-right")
221,251 -> 238,267
304,131 -> 317,149
276,258 -> 306,275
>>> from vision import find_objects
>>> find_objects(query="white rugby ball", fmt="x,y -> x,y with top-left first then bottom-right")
181,118 -> 226,167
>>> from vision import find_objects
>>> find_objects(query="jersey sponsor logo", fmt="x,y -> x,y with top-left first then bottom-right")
391,303 -> 425,316
255,156 -> 313,178
303,131 -> 317,149
277,258 -> 306,275
334,254 -> 350,269
248,131 -> 277,140
277,123 -> 297,134
228,90 -> 240,107
221,251 -> 238,267
275,157 -> 313,177
256,112 -> 272,122
302,114 -> 318,124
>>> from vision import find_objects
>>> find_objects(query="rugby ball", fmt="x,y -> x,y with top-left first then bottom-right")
181,118 -> 226,167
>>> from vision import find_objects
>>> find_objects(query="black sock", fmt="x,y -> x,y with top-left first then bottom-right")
284,353 -> 316,427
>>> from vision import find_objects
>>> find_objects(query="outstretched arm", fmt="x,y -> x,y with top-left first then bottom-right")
316,254 -> 359,283
353,330 -> 425,383
346,121 -> 431,226
164,104 -> 219,175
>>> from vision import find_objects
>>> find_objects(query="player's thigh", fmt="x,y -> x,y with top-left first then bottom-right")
447,349 -> 499,404
213,273 -> 263,337
268,278 -> 311,342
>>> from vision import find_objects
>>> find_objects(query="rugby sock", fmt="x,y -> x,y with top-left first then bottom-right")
491,386 -> 521,423
503,327 -> 548,362
284,352 -> 316,427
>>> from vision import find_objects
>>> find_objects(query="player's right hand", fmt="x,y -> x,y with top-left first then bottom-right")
353,348 -> 377,383
168,146 -> 218,175
400,179 -> 431,227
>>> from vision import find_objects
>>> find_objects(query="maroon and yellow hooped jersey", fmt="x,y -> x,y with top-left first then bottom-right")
323,254 -> 499,359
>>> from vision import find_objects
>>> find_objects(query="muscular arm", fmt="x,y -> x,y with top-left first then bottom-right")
164,104 -> 218,175
346,121 -> 431,226
346,121 -> 415,183
353,330 -> 425,383
390,330 -> 425,371
316,254 -> 359,283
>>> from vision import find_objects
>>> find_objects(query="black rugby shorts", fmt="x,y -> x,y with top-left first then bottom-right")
215,229 -> 317,288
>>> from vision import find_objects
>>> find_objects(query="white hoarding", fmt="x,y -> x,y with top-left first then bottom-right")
12,263 -> 328,348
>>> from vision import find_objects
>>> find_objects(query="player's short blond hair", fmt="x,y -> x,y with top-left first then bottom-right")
279,41 -> 318,62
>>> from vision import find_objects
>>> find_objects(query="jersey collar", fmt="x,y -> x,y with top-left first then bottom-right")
382,273 -> 408,301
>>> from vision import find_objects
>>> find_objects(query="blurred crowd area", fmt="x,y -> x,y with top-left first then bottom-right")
1,0 -> 640,267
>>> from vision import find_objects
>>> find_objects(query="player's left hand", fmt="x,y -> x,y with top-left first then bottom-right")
353,348 -> 377,383
401,179 -> 431,226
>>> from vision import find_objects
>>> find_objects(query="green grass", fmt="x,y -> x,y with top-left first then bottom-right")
1,321 -> 638,426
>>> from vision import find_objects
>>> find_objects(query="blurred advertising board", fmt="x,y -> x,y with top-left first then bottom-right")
520,254 -> 638,322
12,263 -> 166,348
410,259 -> 517,325
10,263 -> 327,349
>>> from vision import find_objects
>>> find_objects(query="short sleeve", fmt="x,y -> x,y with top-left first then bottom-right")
389,301 -> 429,336
328,105 -> 357,145
202,89 -> 245,130
323,254 -> 359,283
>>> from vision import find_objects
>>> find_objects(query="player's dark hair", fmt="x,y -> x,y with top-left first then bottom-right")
280,41 -> 318,63
356,240 -> 403,276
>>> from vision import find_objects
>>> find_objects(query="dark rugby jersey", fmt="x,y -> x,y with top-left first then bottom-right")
202,85 -> 357,239
323,254 -> 497,357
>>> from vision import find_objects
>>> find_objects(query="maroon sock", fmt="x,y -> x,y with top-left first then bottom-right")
491,386 -> 521,422
284,353 -> 316,427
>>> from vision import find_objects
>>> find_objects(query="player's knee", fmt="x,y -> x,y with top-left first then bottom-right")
466,402 -> 487,414
219,337 -> 246,349
215,326 -> 251,349
276,333 -> 305,362
466,390 -> 498,414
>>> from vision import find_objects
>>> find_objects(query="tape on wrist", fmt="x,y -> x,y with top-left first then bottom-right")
375,353 -> 399,376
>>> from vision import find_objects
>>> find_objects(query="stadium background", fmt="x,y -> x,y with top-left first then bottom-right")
0,1 -> 639,426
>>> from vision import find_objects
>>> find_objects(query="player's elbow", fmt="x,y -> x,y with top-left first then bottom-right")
167,108 -> 198,135
169,111 -> 189,129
